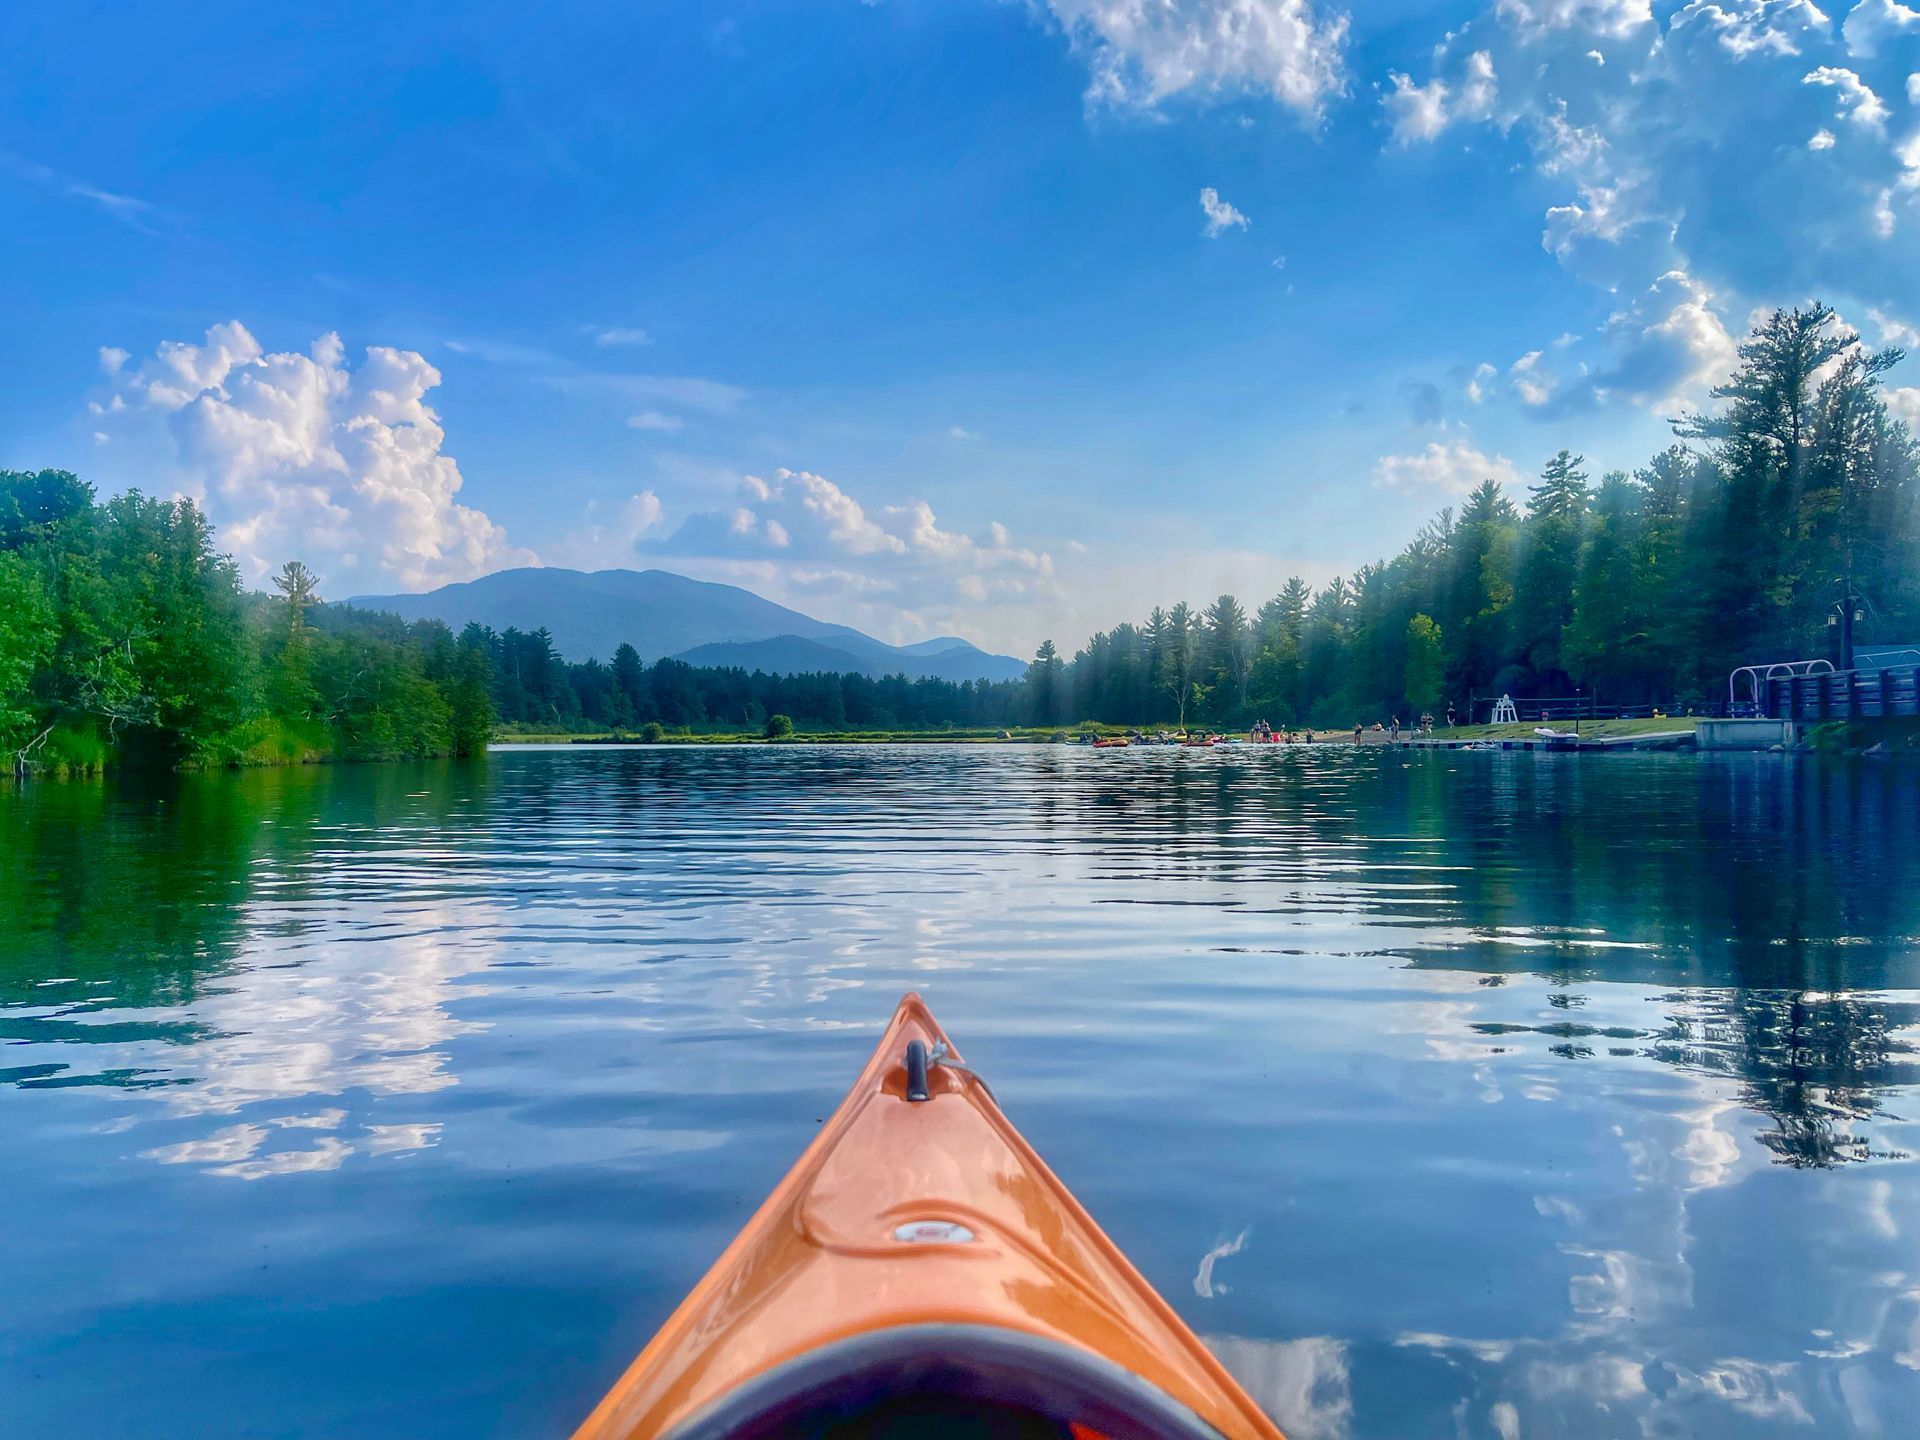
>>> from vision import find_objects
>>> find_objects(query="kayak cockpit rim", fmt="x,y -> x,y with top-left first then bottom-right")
659,1323 -> 1230,1440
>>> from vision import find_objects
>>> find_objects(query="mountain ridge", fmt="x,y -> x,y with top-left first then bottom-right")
345,567 -> 1027,683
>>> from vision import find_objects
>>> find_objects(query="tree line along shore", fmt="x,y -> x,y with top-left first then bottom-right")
4,305 -> 1915,777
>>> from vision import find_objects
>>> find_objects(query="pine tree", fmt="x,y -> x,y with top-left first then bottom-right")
1511,452 -> 1590,689
1404,613 -> 1444,713
1204,594 -> 1251,718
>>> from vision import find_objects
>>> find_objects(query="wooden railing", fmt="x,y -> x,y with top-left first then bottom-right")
1764,664 -> 1920,720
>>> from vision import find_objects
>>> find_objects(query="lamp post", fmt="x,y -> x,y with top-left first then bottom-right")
1829,578 -> 1864,672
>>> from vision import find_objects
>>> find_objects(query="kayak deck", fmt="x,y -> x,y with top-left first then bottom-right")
573,995 -> 1282,1440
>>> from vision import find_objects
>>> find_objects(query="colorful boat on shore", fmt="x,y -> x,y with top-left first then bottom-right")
572,994 -> 1284,1440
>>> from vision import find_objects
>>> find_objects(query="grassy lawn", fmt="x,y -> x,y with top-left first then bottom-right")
1405,716 -> 1702,742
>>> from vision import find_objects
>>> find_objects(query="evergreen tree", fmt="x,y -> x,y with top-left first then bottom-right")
1203,593 -> 1251,718
1510,451 -> 1590,690
1026,639 -> 1064,726
1404,613 -> 1443,713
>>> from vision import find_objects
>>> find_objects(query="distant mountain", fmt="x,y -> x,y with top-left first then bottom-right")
346,567 -> 1027,683
896,637 -> 982,657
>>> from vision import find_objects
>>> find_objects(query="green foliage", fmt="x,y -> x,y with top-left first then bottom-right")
92,492 -> 253,762
0,550 -> 56,750
764,712 -> 795,739
0,468 -> 92,549
446,627 -> 495,758
36,723 -> 109,777
6,305 -> 1912,759
1,472 -> 495,774
1046,305 -> 1919,726
1205,594 -> 1251,713
1025,639 -> 1065,726
481,630 -> 1028,734
1405,613 -> 1444,712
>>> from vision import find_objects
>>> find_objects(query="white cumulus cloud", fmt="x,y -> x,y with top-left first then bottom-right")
1804,66 -> 1891,132
1495,0 -> 1652,39
1041,0 -> 1349,119
643,468 -> 1060,636
101,321 -> 531,589
1199,186 -> 1252,235
1384,50 -> 1499,143
1842,0 -> 1920,58
1377,0 -> 1920,298
1510,349 -> 1555,407
1373,440 -> 1523,495
1591,269 -> 1738,409
1868,306 -> 1920,346
546,491 -> 665,571
1495,270 -> 1737,416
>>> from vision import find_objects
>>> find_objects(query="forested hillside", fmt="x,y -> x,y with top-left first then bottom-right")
7,305 -> 1914,764
1025,306 -> 1920,729
474,626 -> 1022,732
0,473 -> 492,774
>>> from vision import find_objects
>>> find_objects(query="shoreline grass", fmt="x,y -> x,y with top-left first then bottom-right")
495,716 -> 1714,748
1405,716 -> 1703,743
494,726 -> 1098,746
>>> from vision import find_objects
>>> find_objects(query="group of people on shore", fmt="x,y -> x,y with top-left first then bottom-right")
1245,701 -> 1476,748
1248,720 -> 1315,744
1349,705 -> 1457,744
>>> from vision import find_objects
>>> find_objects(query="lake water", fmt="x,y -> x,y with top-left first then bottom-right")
4,745 -> 1919,1439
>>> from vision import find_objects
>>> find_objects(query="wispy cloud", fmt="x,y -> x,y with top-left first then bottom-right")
443,332 -> 744,416
591,326 -> 654,348
1200,186 -> 1250,237
0,150 -> 161,233
443,336 -> 568,367
547,372 -> 747,413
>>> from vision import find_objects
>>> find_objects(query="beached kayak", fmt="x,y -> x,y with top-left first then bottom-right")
573,994 -> 1284,1440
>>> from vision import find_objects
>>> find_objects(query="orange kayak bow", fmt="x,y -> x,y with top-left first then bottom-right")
574,994 -> 1284,1440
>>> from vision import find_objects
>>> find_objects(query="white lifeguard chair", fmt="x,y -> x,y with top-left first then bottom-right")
1491,693 -> 1519,725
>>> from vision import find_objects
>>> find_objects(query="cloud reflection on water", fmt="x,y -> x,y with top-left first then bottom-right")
5,747 -> 1920,1435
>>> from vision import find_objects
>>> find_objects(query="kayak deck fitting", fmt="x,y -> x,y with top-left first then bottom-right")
573,994 -> 1284,1440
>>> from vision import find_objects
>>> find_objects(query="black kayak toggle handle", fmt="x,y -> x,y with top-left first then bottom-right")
904,1039 -> 930,1102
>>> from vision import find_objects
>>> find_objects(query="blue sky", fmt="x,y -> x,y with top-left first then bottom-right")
4,1 -> 1918,654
